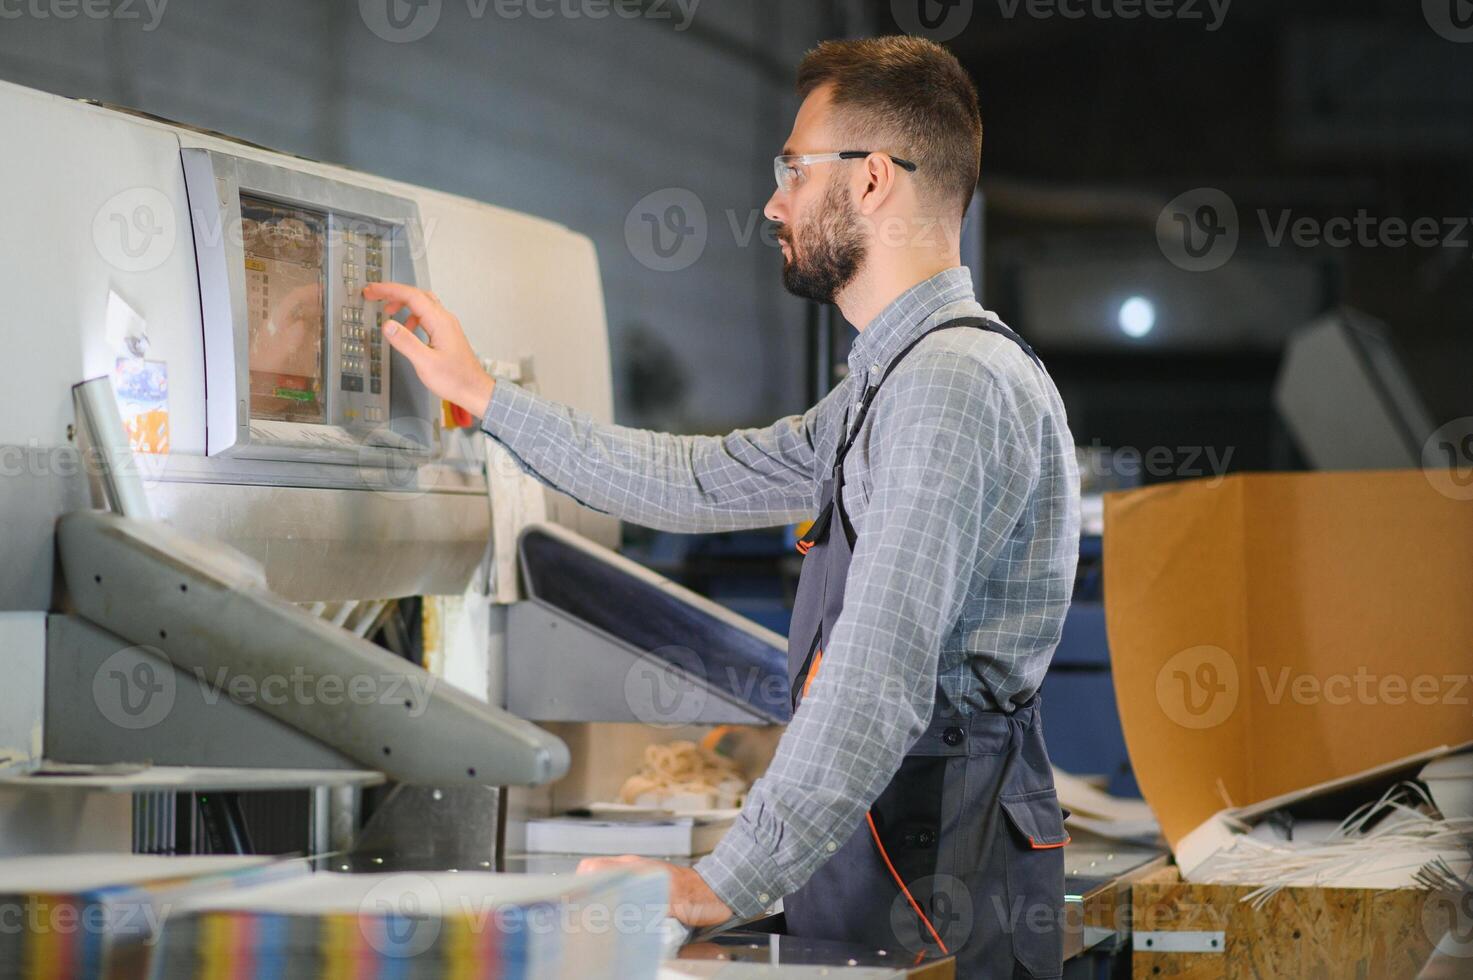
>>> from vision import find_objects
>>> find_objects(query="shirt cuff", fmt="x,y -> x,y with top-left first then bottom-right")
694,827 -> 788,919
479,376 -> 543,440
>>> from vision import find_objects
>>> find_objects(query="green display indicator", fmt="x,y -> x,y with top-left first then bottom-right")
273,387 -> 316,403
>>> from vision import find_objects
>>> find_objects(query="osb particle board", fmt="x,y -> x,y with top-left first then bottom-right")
1131,865 -> 1438,980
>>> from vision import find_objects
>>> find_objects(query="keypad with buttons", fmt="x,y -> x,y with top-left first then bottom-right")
332,226 -> 391,426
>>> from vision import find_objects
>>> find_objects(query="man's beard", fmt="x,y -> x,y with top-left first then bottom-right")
779,175 -> 866,304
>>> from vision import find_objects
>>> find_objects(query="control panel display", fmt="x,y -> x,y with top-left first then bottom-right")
238,194 -> 394,432
184,147 -> 431,461
242,196 -> 328,424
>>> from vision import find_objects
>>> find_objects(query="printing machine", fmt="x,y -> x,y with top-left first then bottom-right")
0,74 -> 790,860
0,78 -> 1165,977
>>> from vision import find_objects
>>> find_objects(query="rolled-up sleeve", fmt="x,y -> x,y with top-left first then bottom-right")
695,352 -> 1041,916
480,380 -> 825,533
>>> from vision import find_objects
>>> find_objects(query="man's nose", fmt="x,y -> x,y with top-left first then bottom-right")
764,188 -> 786,225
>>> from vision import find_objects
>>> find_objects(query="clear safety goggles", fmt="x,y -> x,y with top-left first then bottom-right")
773,151 -> 918,193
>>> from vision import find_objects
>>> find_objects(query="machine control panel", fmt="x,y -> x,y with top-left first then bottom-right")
183,148 -> 435,463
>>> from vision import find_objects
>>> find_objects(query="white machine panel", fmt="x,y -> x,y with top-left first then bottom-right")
0,79 -> 619,609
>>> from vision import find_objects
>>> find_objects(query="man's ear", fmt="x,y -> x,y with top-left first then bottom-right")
855,152 -> 898,216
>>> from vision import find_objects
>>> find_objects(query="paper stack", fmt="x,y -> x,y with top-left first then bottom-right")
153,866 -> 671,979
0,853 -> 293,976
526,807 -> 738,858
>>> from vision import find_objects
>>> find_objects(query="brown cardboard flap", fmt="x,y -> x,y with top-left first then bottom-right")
1103,470 -> 1473,847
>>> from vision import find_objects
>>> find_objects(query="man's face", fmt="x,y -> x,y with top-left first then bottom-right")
766,85 -> 868,305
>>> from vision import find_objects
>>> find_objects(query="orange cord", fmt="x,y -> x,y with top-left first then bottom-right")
866,812 -> 949,955
800,650 -> 824,699
800,650 -> 949,956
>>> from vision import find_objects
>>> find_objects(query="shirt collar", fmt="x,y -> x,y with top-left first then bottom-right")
846,267 -> 977,382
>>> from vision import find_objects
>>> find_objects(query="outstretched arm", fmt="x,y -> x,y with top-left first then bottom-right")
366,282 -> 823,532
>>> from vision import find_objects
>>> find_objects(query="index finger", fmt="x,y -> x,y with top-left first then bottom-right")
364,281 -> 440,322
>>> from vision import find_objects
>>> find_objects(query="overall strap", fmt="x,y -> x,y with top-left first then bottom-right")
832,315 -> 1042,474
796,316 -> 1042,554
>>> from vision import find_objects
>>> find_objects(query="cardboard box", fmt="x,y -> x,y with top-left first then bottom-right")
1103,471 -> 1473,976
1103,470 -> 1473,848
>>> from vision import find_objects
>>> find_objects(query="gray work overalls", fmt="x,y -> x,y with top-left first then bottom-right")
783,317 -> 1070,979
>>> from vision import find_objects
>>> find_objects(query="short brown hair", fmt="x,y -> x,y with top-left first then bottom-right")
797,36 -> 981,216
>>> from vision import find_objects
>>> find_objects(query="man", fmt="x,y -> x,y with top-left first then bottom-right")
367,35 -> 1079,978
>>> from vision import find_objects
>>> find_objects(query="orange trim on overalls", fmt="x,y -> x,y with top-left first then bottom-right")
1027,835 -> 1072,849
800,653 -> 949,956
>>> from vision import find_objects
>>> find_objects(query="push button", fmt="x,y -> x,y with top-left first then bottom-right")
942,727 -> 964,747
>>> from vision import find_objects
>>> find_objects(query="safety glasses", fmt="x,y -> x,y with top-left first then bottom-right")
773,151 -> 918,193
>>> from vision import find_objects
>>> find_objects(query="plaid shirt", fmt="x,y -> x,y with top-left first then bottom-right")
480,267 -> 1080,917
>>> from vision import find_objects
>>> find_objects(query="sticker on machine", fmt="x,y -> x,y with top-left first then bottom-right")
114,358 -> 170,454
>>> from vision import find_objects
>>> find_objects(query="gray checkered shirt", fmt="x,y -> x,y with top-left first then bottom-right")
480,267 -> 1080,917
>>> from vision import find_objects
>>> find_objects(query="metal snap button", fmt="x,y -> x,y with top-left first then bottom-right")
942,727 -> 964,746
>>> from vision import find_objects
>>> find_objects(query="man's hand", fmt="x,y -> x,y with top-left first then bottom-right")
363,282 -> 496,418
575,855 -> 733,928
